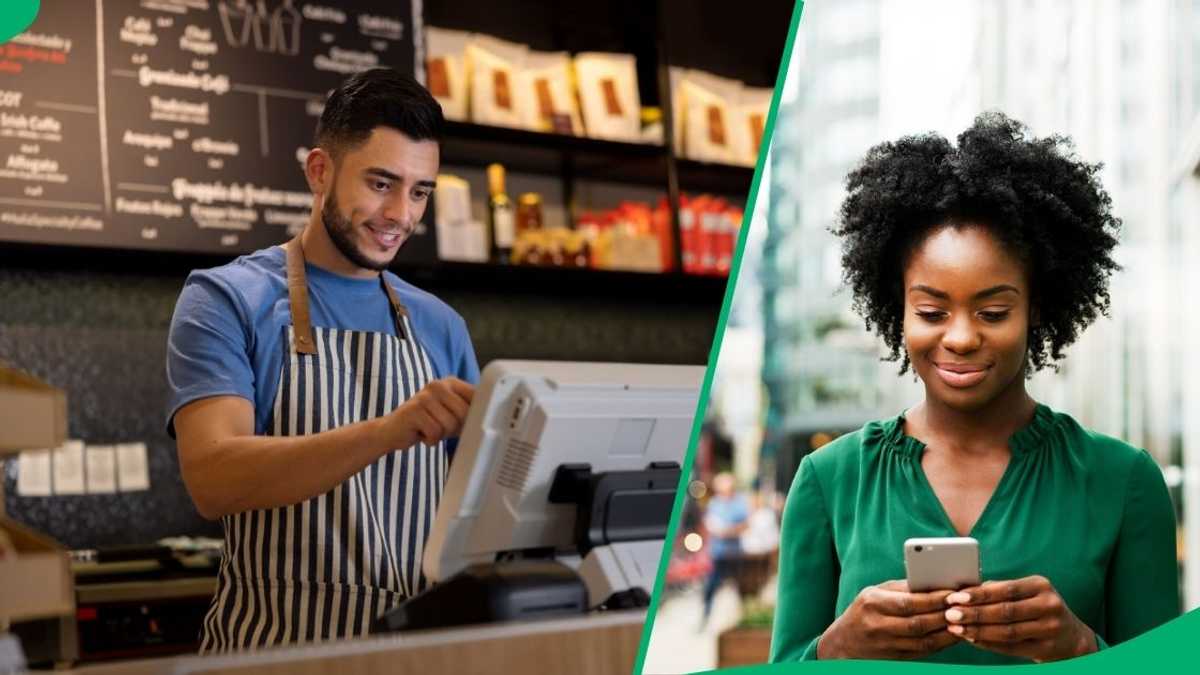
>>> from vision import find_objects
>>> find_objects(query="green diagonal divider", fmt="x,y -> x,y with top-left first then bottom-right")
630,1 -> 806,674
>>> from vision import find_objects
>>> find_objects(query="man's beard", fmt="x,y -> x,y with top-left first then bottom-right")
321,189 -> 396,272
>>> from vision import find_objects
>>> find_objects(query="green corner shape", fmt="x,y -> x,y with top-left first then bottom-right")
0,0 -> 39,45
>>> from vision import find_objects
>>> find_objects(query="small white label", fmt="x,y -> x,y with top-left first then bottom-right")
493,206 -> 515,248
116,442 -> 151,492
86,445 -> 118,494
16,449 -> 52,496
52,440 -> 86,494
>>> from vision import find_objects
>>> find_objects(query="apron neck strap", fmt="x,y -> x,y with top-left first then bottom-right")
380,272 -> 409,322
285,238 -> 318,355
285,238 -> 409,355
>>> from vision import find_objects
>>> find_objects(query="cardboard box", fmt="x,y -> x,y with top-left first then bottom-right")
0,364 -> 73,624
0,517 -> 73,623
0,365 -> 67,454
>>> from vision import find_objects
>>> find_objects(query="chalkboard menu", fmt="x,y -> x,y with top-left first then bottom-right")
0,0 -> 434,257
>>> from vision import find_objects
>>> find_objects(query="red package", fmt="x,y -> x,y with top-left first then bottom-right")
679,194 -> 698,274
654,197 -> 674,272
696,197 -> 719,276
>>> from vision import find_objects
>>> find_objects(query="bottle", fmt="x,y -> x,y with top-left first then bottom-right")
487,163 -> 515,263
516,192 -> 544,236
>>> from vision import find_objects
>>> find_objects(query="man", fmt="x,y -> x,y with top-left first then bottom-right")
166,68 -> 478,653
701,472 -> 749,629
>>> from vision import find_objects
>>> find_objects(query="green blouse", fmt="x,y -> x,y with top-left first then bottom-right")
769,404 -> 1180,665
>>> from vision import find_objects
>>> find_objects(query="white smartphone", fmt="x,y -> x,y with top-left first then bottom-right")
904,537 -> 981,592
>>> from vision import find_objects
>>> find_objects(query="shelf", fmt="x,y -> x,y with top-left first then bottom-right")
442,121 -> 665,157
677,159 -> 756,197
440,121 -> 756,198
391,259 -> 730,303
440,121 -> 671,186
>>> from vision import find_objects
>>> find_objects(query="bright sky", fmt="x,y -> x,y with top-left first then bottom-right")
878,0 -> 984,140
781,0 -> 985,136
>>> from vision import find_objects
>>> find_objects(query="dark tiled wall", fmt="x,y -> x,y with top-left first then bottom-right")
0,256 -> 719,548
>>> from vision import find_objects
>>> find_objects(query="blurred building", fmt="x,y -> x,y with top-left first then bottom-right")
706,163 -> 770,488
1168,0 -> 1200,613
761,0 -> 885,489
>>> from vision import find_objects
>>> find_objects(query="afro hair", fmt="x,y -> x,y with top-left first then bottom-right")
832,111 -> 1121,374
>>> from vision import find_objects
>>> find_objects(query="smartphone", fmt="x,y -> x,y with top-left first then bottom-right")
904,537 -> 981,592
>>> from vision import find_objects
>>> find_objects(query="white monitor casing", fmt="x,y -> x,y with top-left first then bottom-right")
423,360 -> 704,586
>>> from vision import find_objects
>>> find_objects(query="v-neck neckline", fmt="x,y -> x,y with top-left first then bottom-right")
913,447 -> 1015,538
887,404 -> 1054,538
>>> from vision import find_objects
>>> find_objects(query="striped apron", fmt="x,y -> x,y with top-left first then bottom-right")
198,239 -> 447,653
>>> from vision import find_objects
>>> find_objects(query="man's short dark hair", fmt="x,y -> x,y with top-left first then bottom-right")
314,68 -> 444,159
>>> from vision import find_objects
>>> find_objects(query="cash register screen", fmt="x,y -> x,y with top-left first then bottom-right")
421,360 -> 704,583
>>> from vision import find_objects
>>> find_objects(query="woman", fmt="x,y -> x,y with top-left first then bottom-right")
768,113 -> 1179,664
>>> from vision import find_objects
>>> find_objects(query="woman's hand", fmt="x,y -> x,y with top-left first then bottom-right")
943,575 -> 1097,662
818,580 -> 959,660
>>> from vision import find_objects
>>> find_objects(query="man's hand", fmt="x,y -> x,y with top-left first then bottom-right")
175,378 -> 475,520
817,580 -> 959,660
943,575 -> 1097,663
379,377 -> 474,449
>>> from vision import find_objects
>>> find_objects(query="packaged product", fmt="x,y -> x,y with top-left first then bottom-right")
732,86 -> 773,167
466,34 -> 528,128
434,174 -> 487,262
574,52 -> 642,142
679,70 -> 743,164
425,27 -> 472,121
518,50 -> 582,134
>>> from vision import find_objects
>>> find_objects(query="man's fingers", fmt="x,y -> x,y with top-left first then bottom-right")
408,380 -> 472,441
413,407 -> 446,445
422,397 -> 462,439
445,378 -> 475,401
946,576 -> 1047,606
946,596 -> 1046,625
431,384 -> 471,422
430,380 -> 473,417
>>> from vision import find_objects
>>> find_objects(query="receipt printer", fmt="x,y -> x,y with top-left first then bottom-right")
371,559 -> 586,633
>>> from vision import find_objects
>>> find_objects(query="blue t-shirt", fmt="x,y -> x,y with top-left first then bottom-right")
165,246 -> 480,439
704,494 -> 750,560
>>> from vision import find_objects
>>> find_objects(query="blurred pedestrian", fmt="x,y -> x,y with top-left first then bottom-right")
701,472 -> 749,627
741,490 -> 781,556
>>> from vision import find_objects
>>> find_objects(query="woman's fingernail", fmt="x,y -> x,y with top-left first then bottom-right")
948,624 -> 964,635
946,592 -> 970,605
946,608 -> 963,622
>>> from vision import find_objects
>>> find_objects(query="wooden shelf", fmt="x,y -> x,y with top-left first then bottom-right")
442,121 -> 664,158
440,121 -> 757,195
677,159 -> 756,197
440,119 -> 670,191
